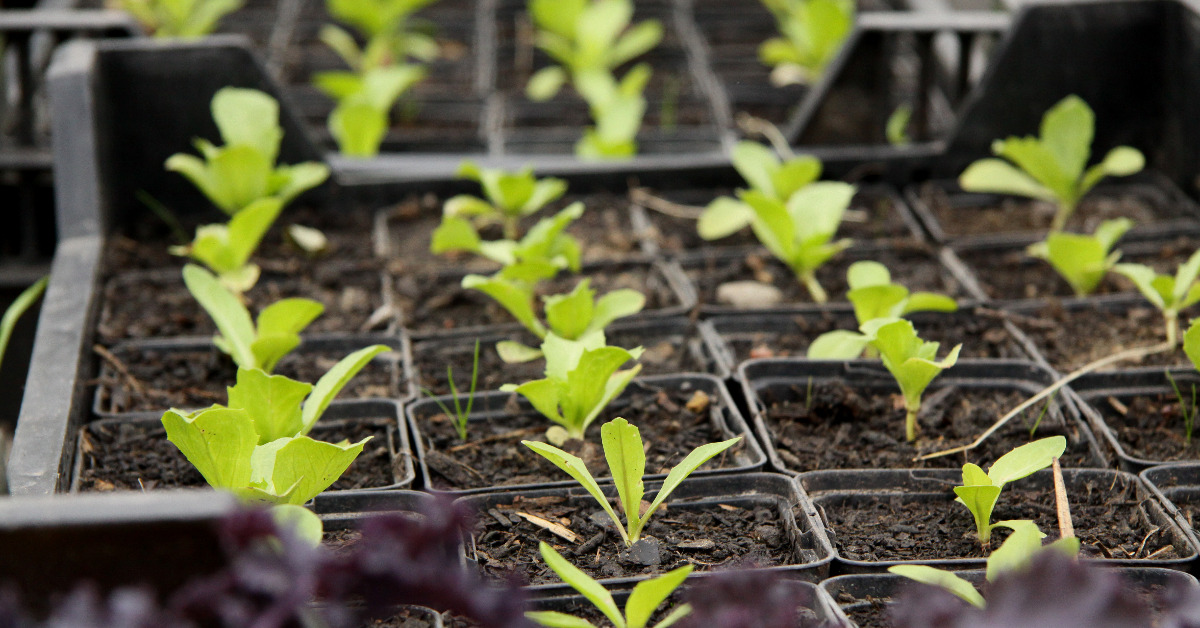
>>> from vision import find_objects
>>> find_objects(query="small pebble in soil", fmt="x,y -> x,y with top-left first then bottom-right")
624,537 -> 663,566
717,281 -> 783,308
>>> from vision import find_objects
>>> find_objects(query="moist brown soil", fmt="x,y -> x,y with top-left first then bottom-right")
1009,303 -> 1191,372
723,309 -> 1025,363
685,244 -> 966,308
1091,392 -> 1200,464
394,263 -> 681,335
75,418 -> 399,492
643,188 -> 920,254
411,326 -> 707,396
471,494 -> 798,585
918,183 -> 1187,239
756,382 -> 1096,472
363,607 -> 442,628
418,387 -> 750,491
840,595 -> 891,628
817,474 -> 1180,563
93,344 -> 400,415
97,264 -> 389,342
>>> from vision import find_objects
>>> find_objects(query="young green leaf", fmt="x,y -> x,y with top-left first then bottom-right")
1185,319 -> 1200,372
758,0 -> 854,86
887,565 -> 985,608
861,318 -> 961,441
461,273 -> 547,338
0,275 -> 46,370
170,197 -> 285,294
300,344 -> 391,432
248,435 -> 370,505
321,65 -> 427,158
959,95 -> 1145,232
697,142 -> 823,240
1027,217 -> 1131,297
447,162 -> 568,239
226,368 -> 313,444
953,436 -> 1067,545
162,406 -> 258,490
1113,248 -> 1200,346
118,0 -> 243,39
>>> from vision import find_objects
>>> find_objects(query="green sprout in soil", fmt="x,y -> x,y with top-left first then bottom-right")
958,94 -> 1145,233
317,65 -> 427,158
524,417 -> 740,546
117,0 -> 242,39
1026,217 -> 1132,297
492,278 -> 645,363
886,105 -> 913,147
441,161 -> 569,240
697,140 -> 823,240
0,276 -> 46,370
321,0 -> 441,69
1113,247 -> 1200,346
170,197 -> 284,295
807,260 -> 957,359
529,541 -> 693,628
434,202 -> 583,272
758,0 -> 854,86
421,339 -> 480,441
953,436 -> 1066,549
863,317 -> 961,442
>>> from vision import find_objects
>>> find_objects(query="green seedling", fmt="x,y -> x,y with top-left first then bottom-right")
807,261 -> 957,359
316,64 -> 427,158
525,0 -> 663,101
529,542 -> 693,628
697,141 -> 823,240
494,278 -> 645,363
524,417 -> 741,546
757,0 -> 854,86
959,95 -> 1145,233
865,318 -> 962,442
442,161 -> 568,240
182,264 -> 323,373
169,197 -> 284,295
503,333 -> 643,442
886,105 -> 913,147
954,436 -> 1067,548
1027,217 -> 1132,297
1176,319 -> 1200,444
321,0 -> 440,71
0,276 -> 46,370
574,65 -> 650,160
740,182 -> 857,303
117,0 -> 242,39
1113,248 -> 1200,346
421,340 -> 480,441
166,88 -> 330,215
433,202 -> 583,271
889,520 -> 1080,608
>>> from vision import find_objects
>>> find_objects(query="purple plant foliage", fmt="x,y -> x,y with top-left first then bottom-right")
678,567 -> 849,628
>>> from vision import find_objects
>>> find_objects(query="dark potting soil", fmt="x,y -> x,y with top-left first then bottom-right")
757,382 -> 1095,472
419,387 -> 748,491
363,607 -> 442,628
818,474 -> 1180,563
918,183 -> 1189,239
1010,303 -> 1191,372
98,265 -> 389,342
472,494 -> 798,585
723,309 -> 1024,363
93,344 -> 400,415
1093,393 -> 1200,464
75,418 -> 397,492
685,244 -> 966,308
394,263 -> 680,335
642,187 -> 919,255
840,594 -> 891,628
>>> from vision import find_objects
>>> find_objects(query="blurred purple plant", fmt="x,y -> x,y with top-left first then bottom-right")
678,566 -> 849,628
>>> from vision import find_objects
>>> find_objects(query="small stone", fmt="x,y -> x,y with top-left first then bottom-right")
624,537 -> 662,566
589,511 -> 617,530
676,539 -> 715,551
754,524 -> 782,547
716,281 -> 783,308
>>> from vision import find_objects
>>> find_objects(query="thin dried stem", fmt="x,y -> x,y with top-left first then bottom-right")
1052,457 -> 1074,539
736,113 -> 795,159
629,187 -> 705,220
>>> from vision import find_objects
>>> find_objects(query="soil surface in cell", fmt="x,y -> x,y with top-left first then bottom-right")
1011,303 -> 1191,372
919,184 -> 1184,239
1093,392 -> 1200,463
839,594 -> 892,628
685,245 -> 964,309
472,494 -> 798,585
94,344 -> 399,414
724,309 -> 1024,363
757,382 -> 1095,472
817,474 -> 1181,563
419,387 -> 749,491
76,418 -> 398,492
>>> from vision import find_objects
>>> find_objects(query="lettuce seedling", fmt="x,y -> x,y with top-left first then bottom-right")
321,0 -> 440,69
697,141 -> 822,240
433,202 -> 583,271
166,88 -> 330,215
1027,217 -> 1131,297
959,95 -> 1145,233
807,260 -> 957,359
443,161 -> 568,240
1113,248 -> 1200,346
182,264 -> 323,373
169,197 -> 284,295
864,318 -> 962,442
889,520 -> 1080,608
740,183 -> 856,303
953,436 -> 1067,548
0,276 -> 46,371
524,417 -> 741,546
503,333 -> 643,442
529,541 -> 693,628
574,65 -> 650,160
495,278 -> 645,363
117,0 -> 242,39
316,64 -> 427,158
757,0 -> 854,86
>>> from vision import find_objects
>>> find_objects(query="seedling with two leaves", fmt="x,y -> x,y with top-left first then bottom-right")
504,333 -> 643,443
696,141 -> 823,240
757,0 -> 855,86
959,95 -> 1145,233
117,0 -> 242,39
574,65 -> 652,159
954,436 -> 1067,548
162,344 -> 388,543
434,202 -> 584,272
1026,217 -> 1132,297
889,519 -> 1080,608
866,318 -> 961,442
1113,248 -> 1200,346
490,278 -> 646,363
320,0 -> 441,71
529,541 -> 693,628
441,161 -> 569,240
316,65 -> 427,158
807,260 -> 957,359
170,197 -> 284,295
524,417 -> 741,546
